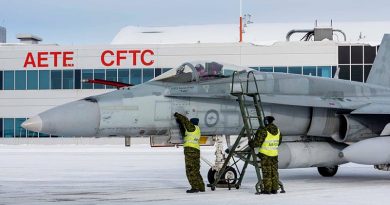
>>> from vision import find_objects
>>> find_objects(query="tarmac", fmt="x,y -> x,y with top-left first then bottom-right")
1,144 -> 390,205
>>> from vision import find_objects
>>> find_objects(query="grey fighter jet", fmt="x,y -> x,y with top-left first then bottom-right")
23,34 -> 390,178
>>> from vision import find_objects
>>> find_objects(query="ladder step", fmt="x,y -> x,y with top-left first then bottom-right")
239,102 -> 261,106
244,116 -> 261,119
231,92 -> 261,96
231,92 -> 244,96
245,93 -> 260,97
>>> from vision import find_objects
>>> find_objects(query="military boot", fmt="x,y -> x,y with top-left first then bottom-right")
186,189 -> 199,193
261,190 -> 271,194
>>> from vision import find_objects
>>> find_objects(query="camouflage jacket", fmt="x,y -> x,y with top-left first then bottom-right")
253,124 -> 283,147
174,113 -> 196,132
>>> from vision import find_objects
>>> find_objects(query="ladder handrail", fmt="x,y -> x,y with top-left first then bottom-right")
231,71 -> 246,94
246,71 -> 260,95
246,71 -> 266,128
231,71 -> 256,138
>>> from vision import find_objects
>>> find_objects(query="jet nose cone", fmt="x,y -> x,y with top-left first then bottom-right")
25,99 -> 101,137
21,116 -> 43,132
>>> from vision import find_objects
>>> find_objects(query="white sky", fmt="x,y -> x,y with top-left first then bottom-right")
0,0 -> 389,44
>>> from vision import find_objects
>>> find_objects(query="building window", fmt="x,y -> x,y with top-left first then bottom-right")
303,66 -> 316,76
63,70 -> 74,89
3,118 -> 14,138
118,69 -> 130,84
155,68 -> 162,77
364,46 -> 376,64
223,69 -> 234,76
317,66 -> 332,78
339,65 -> 350,80
39,132 -> 50,138
4,70 -> 15,90
364,65 -> 372,82
75,70 -> 81,89
39,70 -> 50,90
15,118 -> 27,138
0,71 -> 3,90
51,70 -> 62,89
332,66 -> 337,78
106,69 -> 117,89
94,69 -> 105,89
82,69 -> 93,89
351,65 -> 363,82
288,66 -> 302,75
274,67 -> 287,73
0,118 -> 3,137
162,68 -> 172,73
27,70 -> 38,90
27,130 -> 39,138
131,69 -> 142,85
143,68 -> 154,83
259,67 -> 273,72
15,70 -> 26,90
338,46 -> 350,64
351,46 -> 363,64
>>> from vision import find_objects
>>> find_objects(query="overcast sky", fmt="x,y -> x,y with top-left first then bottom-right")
1,0 -> 389,44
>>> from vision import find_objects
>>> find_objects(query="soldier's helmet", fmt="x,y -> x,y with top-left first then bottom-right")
263,116 -> 275,126
190,118 -> 199,125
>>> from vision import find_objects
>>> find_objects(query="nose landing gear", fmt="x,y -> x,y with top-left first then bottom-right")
208,166 -> 238,186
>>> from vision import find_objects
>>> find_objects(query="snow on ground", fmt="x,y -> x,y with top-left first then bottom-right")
0,145 -> 390,205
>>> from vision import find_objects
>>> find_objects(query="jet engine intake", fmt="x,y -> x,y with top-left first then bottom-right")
331,115 -> 377,142
306,108 -> 343,139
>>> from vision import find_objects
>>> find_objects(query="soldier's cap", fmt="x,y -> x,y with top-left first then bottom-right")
264,116 -> 275,125
190,118 -> 199,125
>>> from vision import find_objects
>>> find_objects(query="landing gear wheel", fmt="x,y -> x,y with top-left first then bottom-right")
207,168 -> 217,184
207,166 -> 238,184
317,165 -> 338,177
222,166 -> 238,184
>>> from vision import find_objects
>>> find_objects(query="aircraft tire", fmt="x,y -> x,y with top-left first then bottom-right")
207,166 -> 238,184
317,166 -> 338,177
207,168 -> 217,184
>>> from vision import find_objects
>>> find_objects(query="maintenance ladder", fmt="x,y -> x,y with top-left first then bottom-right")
209,71 -> 285,194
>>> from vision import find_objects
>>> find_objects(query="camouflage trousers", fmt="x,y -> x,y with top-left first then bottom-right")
258,153 -> 279,192
184,147 -> 205,191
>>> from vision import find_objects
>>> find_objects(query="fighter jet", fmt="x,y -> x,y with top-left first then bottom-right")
22,34 -> 390,180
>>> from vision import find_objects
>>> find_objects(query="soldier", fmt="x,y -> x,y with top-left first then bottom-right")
250,116 -> 282,194
174,112 -> 205,193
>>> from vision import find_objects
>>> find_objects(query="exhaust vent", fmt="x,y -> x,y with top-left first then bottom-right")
16,34 -> 42,44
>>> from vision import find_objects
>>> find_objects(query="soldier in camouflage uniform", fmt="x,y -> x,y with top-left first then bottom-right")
250,116 -> 282,194
174,112 -> 205,193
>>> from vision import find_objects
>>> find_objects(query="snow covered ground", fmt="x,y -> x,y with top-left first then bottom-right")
0,145 -> 390,205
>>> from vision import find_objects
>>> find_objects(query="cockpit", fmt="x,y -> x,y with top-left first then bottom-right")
153,61 -> 252,83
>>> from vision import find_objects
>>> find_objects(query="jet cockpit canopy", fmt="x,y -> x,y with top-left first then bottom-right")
153,61 -> 252,83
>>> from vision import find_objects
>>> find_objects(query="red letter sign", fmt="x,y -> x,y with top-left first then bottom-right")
141,49 -> 154,66
37,52 -> 49,67
101,50 -> 115,66
23,52 -> 36,68
63,51 -> 74,67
